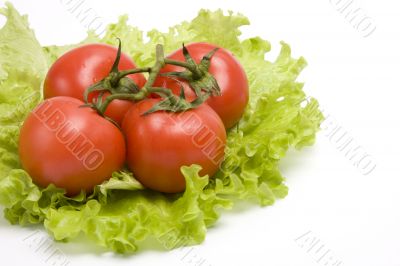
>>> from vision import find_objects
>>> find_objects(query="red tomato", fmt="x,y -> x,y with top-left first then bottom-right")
43,43 -> 146,124
88,92 -> 134,126
154,42 -> 249,129
19,96 -> 126,195
122,99 -> 226,193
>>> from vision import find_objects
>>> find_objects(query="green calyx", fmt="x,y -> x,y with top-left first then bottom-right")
84,41 -> 221,118
83,39 -> 140,104
163,44 -> 221,97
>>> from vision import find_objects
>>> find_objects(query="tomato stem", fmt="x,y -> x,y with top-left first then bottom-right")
144,44 -> 166,88
156,44 -> 221,97
109,38 -> 122,74
97,45 -> 185,114
164,58 -> 198,74
97,91 -> 147,114
115,67 -> 151,81
84,42 -> 220,117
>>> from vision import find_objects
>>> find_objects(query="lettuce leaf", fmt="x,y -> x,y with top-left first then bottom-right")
0,2 -> 324,253
0,2 -> 46,181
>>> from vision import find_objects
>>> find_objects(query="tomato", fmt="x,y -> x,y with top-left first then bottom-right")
122,99 -> 226,193
154,42 -> 249,129
88,92 -> 134,126
19,96 -> 126,195
43,43 -> 146,124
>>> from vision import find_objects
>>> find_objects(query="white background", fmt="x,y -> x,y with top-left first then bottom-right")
0,0 -> 399,265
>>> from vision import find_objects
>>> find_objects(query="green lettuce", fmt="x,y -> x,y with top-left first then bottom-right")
0,2 -> 324,253
0,2 -> 46,182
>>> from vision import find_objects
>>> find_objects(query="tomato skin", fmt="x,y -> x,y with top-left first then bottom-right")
43,44 -> 146,124
154,42 -> 249,129
88,92 -> 134,126
122,99 -> 226,193
102,97 -> 134,126
18,96 -> 126,195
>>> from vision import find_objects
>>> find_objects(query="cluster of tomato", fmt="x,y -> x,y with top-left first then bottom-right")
18,42 -> 249,195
